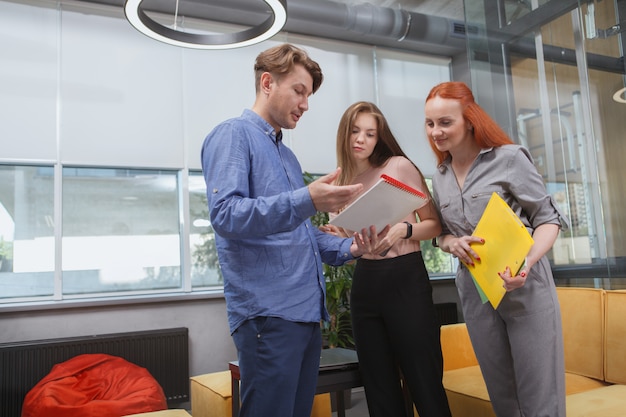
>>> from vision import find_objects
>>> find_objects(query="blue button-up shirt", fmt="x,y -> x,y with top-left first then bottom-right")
201,109 -> 355,333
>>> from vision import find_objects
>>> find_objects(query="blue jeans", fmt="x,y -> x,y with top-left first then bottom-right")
232,317 -> 322,417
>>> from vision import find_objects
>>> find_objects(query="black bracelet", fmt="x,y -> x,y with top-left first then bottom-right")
403,221 -> 412,239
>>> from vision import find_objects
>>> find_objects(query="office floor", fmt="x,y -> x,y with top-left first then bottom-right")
332,388 -> 369,417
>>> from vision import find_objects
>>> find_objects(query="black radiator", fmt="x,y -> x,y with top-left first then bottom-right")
434,302 -> 459,325
0,327 -> 189,417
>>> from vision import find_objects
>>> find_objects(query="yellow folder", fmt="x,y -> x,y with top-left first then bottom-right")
464,192 -> 534,309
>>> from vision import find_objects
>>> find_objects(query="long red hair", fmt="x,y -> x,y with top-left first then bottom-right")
426,82 -> 513,165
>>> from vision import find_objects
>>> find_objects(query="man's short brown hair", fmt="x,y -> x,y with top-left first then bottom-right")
254,43 -> 323,94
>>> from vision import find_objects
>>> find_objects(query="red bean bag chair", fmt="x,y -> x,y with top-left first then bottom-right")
21,353 -> 167,417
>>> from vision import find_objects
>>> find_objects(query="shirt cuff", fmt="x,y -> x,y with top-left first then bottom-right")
340,238 -> 358,261
293,186 -> 317,219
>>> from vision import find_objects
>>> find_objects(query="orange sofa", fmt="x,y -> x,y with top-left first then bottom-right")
439,287 -> 626,417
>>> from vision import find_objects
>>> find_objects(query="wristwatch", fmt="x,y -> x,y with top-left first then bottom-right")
403,221 -> 412,239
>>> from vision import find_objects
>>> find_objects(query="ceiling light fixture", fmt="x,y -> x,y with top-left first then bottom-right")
613,86 -> 626,104
124,0 -> 287,50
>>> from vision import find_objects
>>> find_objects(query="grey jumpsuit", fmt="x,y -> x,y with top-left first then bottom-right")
432,144 -> 568,417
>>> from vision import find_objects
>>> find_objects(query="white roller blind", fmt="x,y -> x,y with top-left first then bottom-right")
0,0 -> 58,162
0,0 -> 450,175
59,7 -> 185,168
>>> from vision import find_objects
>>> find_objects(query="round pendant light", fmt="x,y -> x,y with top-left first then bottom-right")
124,0 -> 287,49
613,87 -> 626,104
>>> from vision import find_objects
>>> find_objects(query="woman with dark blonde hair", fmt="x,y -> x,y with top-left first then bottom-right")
425,81 -> 568,417
323,101 -> 451,417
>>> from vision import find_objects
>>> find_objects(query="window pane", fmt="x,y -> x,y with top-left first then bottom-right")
189,171 -> 222,288
61,167 -> 181,295
0,165 -> 55,300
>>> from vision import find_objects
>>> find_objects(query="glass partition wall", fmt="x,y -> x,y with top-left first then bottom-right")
464,0 -> 626,287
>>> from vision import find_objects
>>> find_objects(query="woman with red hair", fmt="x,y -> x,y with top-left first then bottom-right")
425,81 -> 568,417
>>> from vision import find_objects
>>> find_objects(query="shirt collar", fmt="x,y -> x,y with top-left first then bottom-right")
437,147 -> 494,173
242,109 -> 281,144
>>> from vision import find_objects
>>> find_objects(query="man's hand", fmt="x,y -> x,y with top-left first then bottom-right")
308,168 -> 363,213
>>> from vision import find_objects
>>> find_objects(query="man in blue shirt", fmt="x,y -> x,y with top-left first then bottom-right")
201,43 -> 372,417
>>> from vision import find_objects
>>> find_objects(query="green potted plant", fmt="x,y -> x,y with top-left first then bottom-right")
321,247 -> 355,349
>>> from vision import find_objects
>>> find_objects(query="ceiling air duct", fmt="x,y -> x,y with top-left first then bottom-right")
78,0 -> 468,56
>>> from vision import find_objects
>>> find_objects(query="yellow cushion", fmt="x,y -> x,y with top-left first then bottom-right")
556,287 -> 604,380
190,371 -> 331,417
443,366 -> 494,417
191,370 -> 232,398
191,371 -> 232,417
445,390 -> 496,417
440,323 -> 479,371
566,384 -> 626,417
443,366 -> 490,401
604,290 -> 626,384
565,372 -> 610,395
310,393 -> 331,417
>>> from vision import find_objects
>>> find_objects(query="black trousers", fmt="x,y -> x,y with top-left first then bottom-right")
351,252 -> 451,417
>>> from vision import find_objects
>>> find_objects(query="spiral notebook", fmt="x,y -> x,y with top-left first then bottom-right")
464,192 -> 534,309
329,174 -> 428,232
